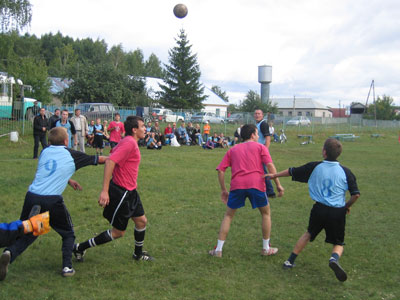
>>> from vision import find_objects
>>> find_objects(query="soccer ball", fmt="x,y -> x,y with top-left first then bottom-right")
173,4 -> 188,19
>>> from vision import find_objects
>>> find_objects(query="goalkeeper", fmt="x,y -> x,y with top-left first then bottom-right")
0,127 -> 107,281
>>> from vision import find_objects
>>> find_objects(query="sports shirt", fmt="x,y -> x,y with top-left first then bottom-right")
108,121 -> 125,143
216,141 -> 273,192
289,160 -> 360,207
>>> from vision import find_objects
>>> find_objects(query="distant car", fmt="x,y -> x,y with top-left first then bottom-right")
227,113 -> 253,124
286,116 -> 311,126
76,103 -> 117,121
191,112 -> 225,124
161,109 -> 184,123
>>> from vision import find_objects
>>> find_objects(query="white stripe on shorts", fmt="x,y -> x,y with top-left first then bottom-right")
110,190 -> 128,226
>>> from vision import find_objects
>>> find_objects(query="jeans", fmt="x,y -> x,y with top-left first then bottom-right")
33,134 -> 47,158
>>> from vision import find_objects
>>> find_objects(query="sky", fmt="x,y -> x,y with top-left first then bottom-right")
25,0 -> 400,108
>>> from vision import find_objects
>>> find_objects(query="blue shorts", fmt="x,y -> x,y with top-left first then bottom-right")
227,189 -> 269,209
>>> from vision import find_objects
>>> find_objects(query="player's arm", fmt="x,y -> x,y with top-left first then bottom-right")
345,193 -> 360,214
265,163 -> 284,197
68,179 -> 82,190
99,158 -> 116,208
217,169 -> 229,204
265,169 -> 290,179
98,155 -> 108,164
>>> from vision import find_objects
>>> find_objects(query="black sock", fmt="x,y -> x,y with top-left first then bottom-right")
78,230 -> 113,251
288,252 -> 298,264
134,227 -> 146,256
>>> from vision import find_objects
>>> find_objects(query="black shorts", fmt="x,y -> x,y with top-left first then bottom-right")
94,135 -> 104,148
307,202 -> 347,245
103,181 -> 145,231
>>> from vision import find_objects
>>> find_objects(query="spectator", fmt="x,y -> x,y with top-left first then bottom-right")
193,123 -> 203,145
212,132 -> 221,148
203,121 -> 210,142
219,133 -> 229,148
152,121 -> 165,145
172,123 -> 179,137
70,109 -> 89,153
49,108 -> 61,129
186,122 -> 196,145
93,118 -> 104,155
103,120 -> 110,147
55,110 -> 76,149
233,125 -> 243,145
164,123 -> 174,145
33,107 -> 48,159
177,122 -> 190,145
268,122 -> 279,143
31,101 -> 40,117
145,132 -> 162,150
107,113 -> 125,149
87,120 -> 95,147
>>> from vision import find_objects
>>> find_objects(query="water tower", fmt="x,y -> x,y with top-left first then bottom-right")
258,65 -> 272,105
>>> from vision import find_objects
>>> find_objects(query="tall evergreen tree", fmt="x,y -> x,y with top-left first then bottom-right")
159,29 -> 206,109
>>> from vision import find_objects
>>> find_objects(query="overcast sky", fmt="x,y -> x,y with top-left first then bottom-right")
26,0 -> 400,108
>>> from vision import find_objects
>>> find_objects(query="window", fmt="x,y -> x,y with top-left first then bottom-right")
216,108 -> 220,117
288,111 -> 292,116
306,111 -> 311,116
297,111 -> 302,116
279,111 -> 283,116
323,112 -> 326,117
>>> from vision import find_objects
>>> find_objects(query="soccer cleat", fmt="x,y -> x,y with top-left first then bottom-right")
132,251 -> 154,261
329,259 -> 347,282
261,247 -> 278,256
0,251 -> 11,281
283,260 -> 295,269
61,267 -> 75,277
73,244 -> 86,262
208,249 -> 222,258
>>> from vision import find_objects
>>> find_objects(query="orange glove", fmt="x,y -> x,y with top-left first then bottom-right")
22,212 -> 50,236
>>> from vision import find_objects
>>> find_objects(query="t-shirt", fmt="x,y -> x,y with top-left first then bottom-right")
256,119 -> 270,145
108,121 -> 125,143
289,160 -> 360,207
109,136 -> 140,191
203,124 -> 210,134
29,145 -> 98,195
216,141 -> 273,192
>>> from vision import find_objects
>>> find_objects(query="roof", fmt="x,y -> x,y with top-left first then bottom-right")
49,77 -> 74,94
271,98 -> 330,110
144,77 -> 228,107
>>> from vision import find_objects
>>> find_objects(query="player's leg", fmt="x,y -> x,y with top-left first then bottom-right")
132,215 -> 153,261
258,204 -> 278,256
209,207 -> 237,257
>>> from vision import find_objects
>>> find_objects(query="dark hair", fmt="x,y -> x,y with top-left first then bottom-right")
323,138 -> 342,160
115,113 -> 120,117
54,108 -> 60,112
124,116 -> 143,136
75,108 -> 80,112
240,124 -> 257,141
48,127 -> 68,145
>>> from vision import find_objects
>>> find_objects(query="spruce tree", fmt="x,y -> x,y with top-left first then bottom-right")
159,29 -> 206,109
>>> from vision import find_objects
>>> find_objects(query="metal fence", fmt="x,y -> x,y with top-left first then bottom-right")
1,102 -> 399,139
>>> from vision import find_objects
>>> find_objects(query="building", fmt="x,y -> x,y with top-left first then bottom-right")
271,98 -> 332,118
329,108 -> 350,118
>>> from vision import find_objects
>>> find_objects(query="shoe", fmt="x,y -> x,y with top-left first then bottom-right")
0,251 -> 11,281
261,247 -> 278,256
28,205 -> 41,218
132,251 -> 154,261
61,267 -> 75,277
267,193 -> 276,198
283,260 -> 295,269
329,259 -> 347,282
73,244 -> 86,262
208,249 -> 222,258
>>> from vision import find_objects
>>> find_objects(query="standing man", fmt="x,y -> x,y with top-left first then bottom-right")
55,110 -> 77,149
33,107 -> 48,159
107,113 -> 125,149
73,116 -> 154,262
71,108 -> 89,153
254,109 -> 276,198
49,108 -> 61,129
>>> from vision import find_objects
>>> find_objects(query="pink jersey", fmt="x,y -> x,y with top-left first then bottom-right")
108,121 -> 125,143
216,141 -> 273,192
109,136 -> 140,191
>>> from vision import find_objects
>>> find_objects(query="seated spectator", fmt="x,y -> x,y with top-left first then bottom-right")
145,132 -> 162,150
212,132 -> 221,148
202,139 -> 215,150
233,125 -> 243,145
186,122 -> 196,145
172,122 -> 178,138
87,120 -> 95,147
219,133 -> 229,148
152,121 -> 165,145
268,122 -> 279,142
164,123 -> 174,145
193,123 -> 203,145
177,122 -> 191,145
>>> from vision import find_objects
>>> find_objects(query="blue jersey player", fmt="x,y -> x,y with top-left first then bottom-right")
0,127 -> 107,280
267,138 -> 360,282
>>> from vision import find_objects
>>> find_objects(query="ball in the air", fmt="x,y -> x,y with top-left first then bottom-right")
173,4 -> 188,19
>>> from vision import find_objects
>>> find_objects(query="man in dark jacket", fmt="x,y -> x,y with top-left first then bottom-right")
33,107 -> 48,159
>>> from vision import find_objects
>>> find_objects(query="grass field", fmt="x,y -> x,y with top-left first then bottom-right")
0,127 -> 399,300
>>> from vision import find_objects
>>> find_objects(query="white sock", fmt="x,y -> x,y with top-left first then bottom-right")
216,240 -> 225,252
263,239 -> 270,251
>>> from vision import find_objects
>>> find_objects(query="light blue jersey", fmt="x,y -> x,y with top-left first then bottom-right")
28,145 -> 98,196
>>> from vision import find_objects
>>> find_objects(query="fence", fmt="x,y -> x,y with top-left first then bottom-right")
1,102 -> 399,138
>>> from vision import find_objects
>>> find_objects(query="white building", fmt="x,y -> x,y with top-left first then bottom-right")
145,77 -> 228,116
271,98 -> 332,118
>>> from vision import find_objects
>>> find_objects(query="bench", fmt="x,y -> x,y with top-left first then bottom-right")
330,134 -> 360,142
298,135 -> 314,145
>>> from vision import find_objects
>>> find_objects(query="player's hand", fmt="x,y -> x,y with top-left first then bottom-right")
99,190 -> 110,207
263,173 -> 276,179
23,211 -> 51,236
74,140 -> 78,146
220,190 -> 229,204
346,207 -> 351,214
69,179 -> 82,191
277,185 -> 284,197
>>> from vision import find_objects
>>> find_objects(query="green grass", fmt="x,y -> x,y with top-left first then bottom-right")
0,128 -> 399,300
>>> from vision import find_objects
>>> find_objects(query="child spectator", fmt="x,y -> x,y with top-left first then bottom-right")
87,120 -> 95,147
145,132 -> 162,150
164,123 -> 174,145
107,113 -> 125,149
93,118 -> 104,155
203,121 -> 210,142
